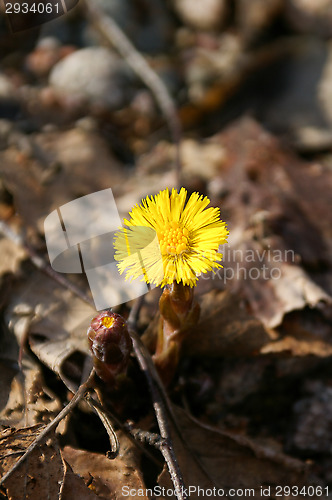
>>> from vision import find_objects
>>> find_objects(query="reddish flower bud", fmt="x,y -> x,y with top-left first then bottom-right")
87,310 -> 132,384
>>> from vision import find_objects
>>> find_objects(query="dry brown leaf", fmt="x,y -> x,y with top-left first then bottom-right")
182,289 -> 276,357
211,117 -> 332,328
60,458 -> 100,500
0,360 -> 62,428
5,266 -> 95,391
158,406 -> 307,499
0,316 -> 20,419
0,362 -> 18,416
0,425 -> 101,500
1,293 -> 62,428
0,237 -> 26,276
137,138 -> 226,181
261,336 -> 332,357
258,263 -> 331,328
0,425 -> 64,500
0,127 -> 127,232
62,434 -> 148,500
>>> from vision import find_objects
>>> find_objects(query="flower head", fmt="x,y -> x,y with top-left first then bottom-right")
87,310 -> 132,383
114,187 -> 228,287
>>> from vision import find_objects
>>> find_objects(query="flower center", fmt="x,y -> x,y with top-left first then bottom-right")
101,316 -> 115,328
159,221 -> 189,255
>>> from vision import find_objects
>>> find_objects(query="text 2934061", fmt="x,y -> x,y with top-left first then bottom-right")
5,2 -> 60,14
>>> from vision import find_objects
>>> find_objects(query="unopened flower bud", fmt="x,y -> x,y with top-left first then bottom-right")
87,310 -> 132,384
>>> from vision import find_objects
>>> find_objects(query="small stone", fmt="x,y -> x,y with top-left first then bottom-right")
49,47 -> 133,110
172,0 -> 228,31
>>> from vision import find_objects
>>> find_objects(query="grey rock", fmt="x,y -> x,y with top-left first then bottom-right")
49,47 -> 133,110
172,0 -> 228,31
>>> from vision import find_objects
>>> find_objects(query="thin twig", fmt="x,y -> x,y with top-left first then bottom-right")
85,393 -> 119,459
85,394 -> 162,467
130,328 -> 217,488
130,328 -> 187,500
83,0 -> 182,189
119,295 -> 188,497
0,369 -> 96,487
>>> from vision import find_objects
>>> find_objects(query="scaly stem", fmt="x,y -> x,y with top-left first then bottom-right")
154,282 -> 200,386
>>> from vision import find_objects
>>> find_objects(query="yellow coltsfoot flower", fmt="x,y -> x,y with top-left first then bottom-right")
114,187 -> 229,288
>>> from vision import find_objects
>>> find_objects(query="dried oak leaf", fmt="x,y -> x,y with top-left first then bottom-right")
0,361 -> 18,417
0,319 -> 20,419
0,425 -> 64,500
261,336 -> 332,357
1,272 -> 64,428
0,359 -> 62,429
261,305 -> 332,358
62,433 -> 148,500
60,459 -> 99,500
0,127 -> 126,232
158,406 -> 307,499
5,266 -> 95,392
211,117 -> 332,328
0,425 -> 99,500
182,289 -> 276,357
0,237 -> 26,277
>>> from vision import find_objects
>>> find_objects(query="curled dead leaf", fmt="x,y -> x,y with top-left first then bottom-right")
182,290 -> 276,357
261,336 -> 332,357
6,267 -> 95,392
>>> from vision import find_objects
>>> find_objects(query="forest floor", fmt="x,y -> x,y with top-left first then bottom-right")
0,1 -> 332,499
